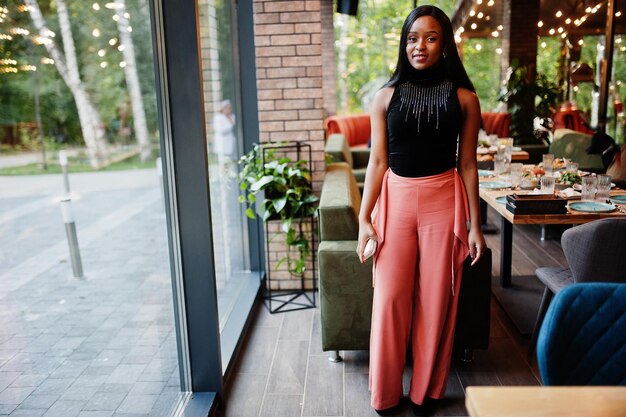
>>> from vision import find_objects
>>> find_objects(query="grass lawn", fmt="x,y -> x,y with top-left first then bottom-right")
0,154 -> 158,176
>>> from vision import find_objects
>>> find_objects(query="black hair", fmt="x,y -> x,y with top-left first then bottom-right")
385,5 -> 475,92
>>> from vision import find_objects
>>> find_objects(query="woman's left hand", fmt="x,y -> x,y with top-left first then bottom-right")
468,228 -> 486,266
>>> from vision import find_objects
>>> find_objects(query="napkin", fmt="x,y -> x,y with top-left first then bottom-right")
529,188 -> 552,195
557,187 -> 581,199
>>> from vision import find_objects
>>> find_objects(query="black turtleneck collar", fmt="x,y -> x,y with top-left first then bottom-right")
405,62 -> 446,85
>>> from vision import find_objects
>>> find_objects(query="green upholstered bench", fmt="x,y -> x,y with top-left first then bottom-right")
324,133 -> 369,186
550,129 -> 604,172
318,162 -> 373,360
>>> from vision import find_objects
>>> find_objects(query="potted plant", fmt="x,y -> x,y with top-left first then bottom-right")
498,61 -> 560,145
238,143 -> 318,278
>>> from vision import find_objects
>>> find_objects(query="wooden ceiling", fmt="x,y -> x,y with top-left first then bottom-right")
451,0 -> 626,39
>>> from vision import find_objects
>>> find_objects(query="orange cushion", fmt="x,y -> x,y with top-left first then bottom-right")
324,114 -> 371,147
552,110 -> 594,134
482,112 -> 511,138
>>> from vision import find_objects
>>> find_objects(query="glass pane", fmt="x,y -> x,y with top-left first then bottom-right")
197,0 -> 255,331
0,1 -> 181,415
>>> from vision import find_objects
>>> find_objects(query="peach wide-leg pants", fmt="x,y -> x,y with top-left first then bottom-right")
369,168 -> 469,410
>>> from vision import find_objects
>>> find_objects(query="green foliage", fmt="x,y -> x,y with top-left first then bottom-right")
238,144 -> 319,277
462,38 -> 500,111
0,0 -> 158,149
497,61 -> 560,144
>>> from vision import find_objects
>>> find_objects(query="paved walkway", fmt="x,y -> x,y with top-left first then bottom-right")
0,168 -> 182,417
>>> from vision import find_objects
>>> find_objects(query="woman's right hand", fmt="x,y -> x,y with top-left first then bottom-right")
357,220 -> 378,263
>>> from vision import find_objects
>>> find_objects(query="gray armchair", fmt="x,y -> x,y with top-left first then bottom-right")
529,218 -> 626,355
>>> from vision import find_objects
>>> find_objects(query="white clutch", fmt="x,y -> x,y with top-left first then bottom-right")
363,238 -> 377,260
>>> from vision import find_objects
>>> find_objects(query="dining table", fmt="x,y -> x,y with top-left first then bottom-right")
478,182 -> 626,287
465,386 -> 626,417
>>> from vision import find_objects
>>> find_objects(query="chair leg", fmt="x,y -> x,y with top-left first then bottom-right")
328,350 -> 343,363
528,287 -> 554,358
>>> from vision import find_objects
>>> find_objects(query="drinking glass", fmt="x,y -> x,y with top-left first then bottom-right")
566,161 -> 579,174
510,163 -> 523,188
581,175 -> 597,202
494,154 -> 506,175
541,175 -> 555,194
498,138 -> 514,167
542,153 -> 555,175
595,174 -> 612,202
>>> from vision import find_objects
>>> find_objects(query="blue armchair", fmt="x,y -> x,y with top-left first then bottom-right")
536,283 -> 626,385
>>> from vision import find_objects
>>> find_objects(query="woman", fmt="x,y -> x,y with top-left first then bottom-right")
356,6 -> 485,416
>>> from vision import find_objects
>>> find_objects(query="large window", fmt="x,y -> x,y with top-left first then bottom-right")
0,1 -> 181,416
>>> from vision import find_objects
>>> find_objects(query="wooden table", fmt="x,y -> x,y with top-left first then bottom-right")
465,386 -> 626,417
477,150 -> 530,162
479,186 -> 626,287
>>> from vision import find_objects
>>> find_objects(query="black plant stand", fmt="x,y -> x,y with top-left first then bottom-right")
258,141 -> 317,313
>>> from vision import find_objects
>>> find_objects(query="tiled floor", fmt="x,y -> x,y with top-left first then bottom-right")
0,171 -> 181,417
217,213 -> 567,417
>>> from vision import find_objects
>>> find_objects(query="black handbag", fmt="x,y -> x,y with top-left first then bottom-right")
455,248 -> 492,350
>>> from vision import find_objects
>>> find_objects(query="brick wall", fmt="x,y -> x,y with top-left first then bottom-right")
500,0 -> 540,81
253,0 -> 333,290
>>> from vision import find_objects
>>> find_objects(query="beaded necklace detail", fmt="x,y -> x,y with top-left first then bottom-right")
398,80 -> 453,132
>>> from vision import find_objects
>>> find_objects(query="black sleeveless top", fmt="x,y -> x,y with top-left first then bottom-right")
386,66 -> 463,177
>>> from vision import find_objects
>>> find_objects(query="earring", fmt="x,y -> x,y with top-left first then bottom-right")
442,51 -> 448,58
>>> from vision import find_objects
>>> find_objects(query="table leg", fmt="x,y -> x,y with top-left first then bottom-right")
481,199 -> 498,234
500,217 -> 512,287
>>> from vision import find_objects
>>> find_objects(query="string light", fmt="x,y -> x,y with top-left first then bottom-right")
495,47 -> 502,54
549,28 -> 555,35
112,14 -> 120,21
92,3 -> 100,10
555,10 -> 562,18
100,61 -> 108,68
617,11 -> 622,17
92,28 -> 101,37
537,21 -> 543,27
0,34 -> 12,40
0,67 -> 18,73
16,5 -> 30,12
123,12 -> 130,19
475,43 -> 482,51
41,57 -> 54,64
32,35 -> 52,45
109,38 -> 117,46
0,59 -> 17,65
98,49 -> 106,57
469,10 -> 476,17
127,26 -> 132,32
565,18 -> 571,24
487,0 -> 494,6
477,12 -> 484,19
557,27 -> 564,33
119,61 -> 127,68
117,44 -> 125,51
578,39 -> 584,46
471,23 -> 477,30
497,25 -> 503,31
10,28 -> 30,36
491,31 -> 499,37
19,65 -> 36,71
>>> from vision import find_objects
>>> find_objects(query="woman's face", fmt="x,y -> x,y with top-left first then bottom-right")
405,15 -> 444,71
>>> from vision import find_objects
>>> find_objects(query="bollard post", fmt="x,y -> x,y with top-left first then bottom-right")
61,197 -> 84,278
59,150 -> 71,197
